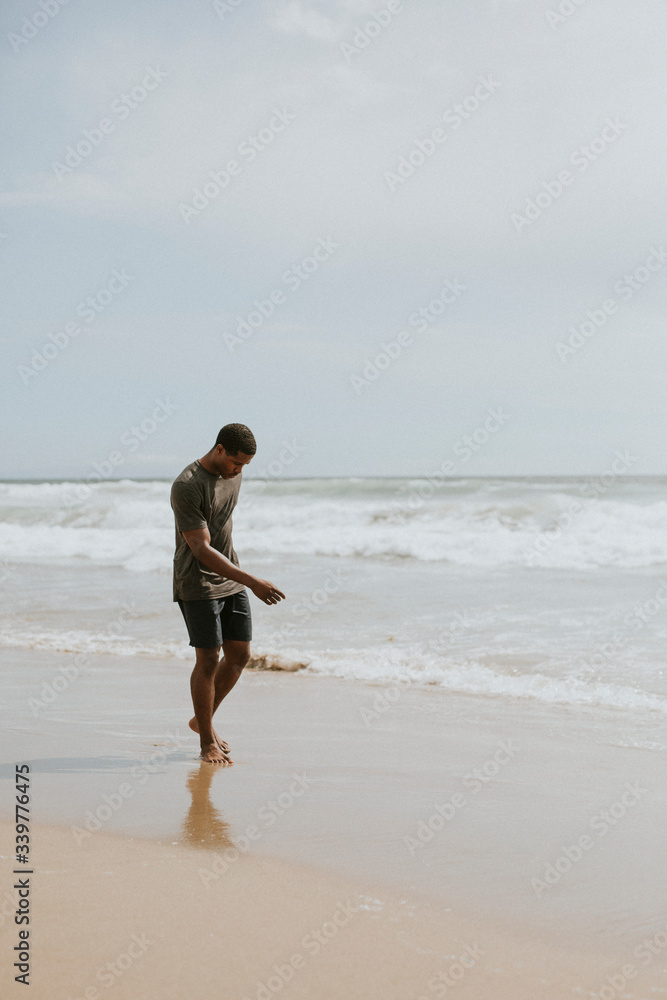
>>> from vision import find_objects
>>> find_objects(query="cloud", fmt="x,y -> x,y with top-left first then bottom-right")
270,1 -> 343,41
0,172 -> 126,213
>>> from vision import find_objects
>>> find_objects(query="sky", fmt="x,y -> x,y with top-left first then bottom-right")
2,0 -> 666,479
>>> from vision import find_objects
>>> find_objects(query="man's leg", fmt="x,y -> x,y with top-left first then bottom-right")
208,590 -> 252,750
188,642 -> 250,755
212,639 -> 251,714
190,646 -> 231,765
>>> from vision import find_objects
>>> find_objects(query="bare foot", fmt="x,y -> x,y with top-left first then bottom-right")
199,742 -> 233,765
190,716 -> 230,753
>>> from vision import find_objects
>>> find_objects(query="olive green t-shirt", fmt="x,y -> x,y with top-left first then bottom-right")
170,459 -> 245,602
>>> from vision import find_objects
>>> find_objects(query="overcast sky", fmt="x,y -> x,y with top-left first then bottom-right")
2,0 -> 666,479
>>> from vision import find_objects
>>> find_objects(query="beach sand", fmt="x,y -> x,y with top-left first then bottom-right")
2,649 -> 666,998
0,820 -> 628,1000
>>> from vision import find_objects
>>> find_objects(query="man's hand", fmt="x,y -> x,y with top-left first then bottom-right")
250,579 -> 286,605
181,527 -> 285,604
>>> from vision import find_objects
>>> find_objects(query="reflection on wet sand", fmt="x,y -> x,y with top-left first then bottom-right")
176,764 -> 234,850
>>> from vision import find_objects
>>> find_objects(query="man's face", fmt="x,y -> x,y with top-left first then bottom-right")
215,446 -> 253,478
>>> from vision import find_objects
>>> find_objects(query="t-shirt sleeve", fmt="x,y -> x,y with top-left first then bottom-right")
170,481 -> 207,533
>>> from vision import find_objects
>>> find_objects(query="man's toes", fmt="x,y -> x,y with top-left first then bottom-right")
200,744 -> 227,764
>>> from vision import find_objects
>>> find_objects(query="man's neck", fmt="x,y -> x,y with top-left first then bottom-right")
197,452 -> 219,475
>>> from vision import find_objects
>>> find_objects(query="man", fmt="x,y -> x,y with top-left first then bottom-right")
171,423 -> 285,765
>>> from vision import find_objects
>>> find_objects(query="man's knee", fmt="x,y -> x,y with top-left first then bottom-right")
224,643 -> 251,670
236,648 -> 251,670
195,648 -> 220,676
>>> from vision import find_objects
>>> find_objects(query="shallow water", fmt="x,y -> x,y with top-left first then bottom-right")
1,476 -> 666,743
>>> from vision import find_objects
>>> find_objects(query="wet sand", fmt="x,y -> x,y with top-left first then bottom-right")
2,648 -> 666,997
0,820 -> 644,1000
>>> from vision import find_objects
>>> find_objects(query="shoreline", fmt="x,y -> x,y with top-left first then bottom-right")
3,648 -> 666,996
3,652 -> 665,926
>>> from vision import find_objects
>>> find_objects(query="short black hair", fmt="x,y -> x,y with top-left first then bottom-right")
215,423 -> 257,456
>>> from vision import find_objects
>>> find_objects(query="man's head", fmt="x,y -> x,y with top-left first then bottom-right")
207,423 -> 256,479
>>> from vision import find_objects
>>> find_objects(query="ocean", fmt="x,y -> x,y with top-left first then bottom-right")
1,474 -> 666,733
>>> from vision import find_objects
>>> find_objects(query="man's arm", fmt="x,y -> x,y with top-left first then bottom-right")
181,526 -> 285,605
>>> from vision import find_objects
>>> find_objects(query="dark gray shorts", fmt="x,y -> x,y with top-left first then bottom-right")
177,589 -> 252,648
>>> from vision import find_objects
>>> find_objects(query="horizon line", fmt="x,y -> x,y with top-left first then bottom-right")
0,474 -> 665,484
